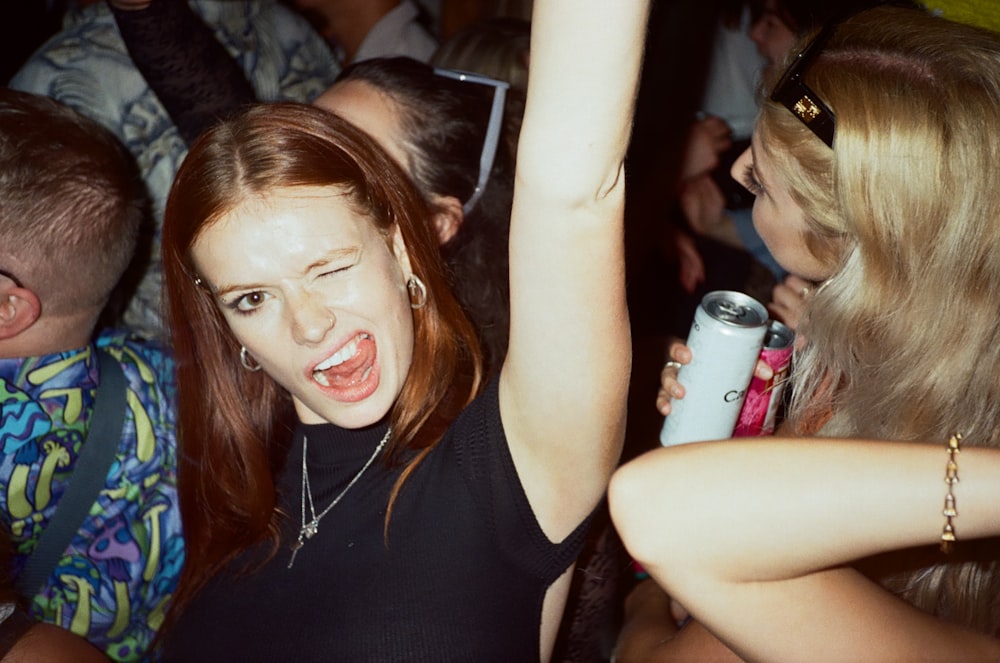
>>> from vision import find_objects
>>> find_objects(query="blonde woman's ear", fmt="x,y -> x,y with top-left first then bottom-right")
429,194 -> 465,246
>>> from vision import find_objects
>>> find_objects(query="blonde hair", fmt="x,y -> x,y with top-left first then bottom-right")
432,17 -> 531,92
761,6 -> 1000,635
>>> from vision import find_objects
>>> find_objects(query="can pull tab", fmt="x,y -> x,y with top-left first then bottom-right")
716,300 -> 748,323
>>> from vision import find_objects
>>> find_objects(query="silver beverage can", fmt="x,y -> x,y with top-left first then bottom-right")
659,290 -> 769,446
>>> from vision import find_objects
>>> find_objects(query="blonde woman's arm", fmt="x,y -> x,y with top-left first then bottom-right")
500,0 -> 648,539
609,438 -> 1000,663
614,579 -> 746,663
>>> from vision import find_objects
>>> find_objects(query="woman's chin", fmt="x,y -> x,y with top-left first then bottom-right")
292,382 -> 397,429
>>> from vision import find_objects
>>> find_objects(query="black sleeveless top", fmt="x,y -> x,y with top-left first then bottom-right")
162,377 -> 591,662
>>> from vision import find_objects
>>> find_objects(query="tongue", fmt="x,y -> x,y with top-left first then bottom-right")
318,337 -> 376,388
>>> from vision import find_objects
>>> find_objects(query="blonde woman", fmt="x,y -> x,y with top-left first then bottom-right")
614,6 -> 1000,660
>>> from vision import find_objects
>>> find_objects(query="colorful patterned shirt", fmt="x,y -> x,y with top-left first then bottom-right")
0,329 -> 180,662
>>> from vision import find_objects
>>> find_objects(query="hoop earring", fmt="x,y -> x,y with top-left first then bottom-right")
240,346 -> 262,372
407,274 -> 427,309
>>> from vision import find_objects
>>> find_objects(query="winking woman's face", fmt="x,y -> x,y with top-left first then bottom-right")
191,185 -> 416,429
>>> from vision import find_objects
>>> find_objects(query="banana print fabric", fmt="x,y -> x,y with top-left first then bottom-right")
0,329 -> 179,662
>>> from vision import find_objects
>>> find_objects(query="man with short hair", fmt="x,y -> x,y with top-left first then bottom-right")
0,88 -> 180,662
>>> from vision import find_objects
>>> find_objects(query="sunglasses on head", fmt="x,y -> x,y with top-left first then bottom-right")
769,19 -> 840,148
432,68 -> 510,215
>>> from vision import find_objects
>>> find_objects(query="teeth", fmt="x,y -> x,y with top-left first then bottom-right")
313,333 -> 369,379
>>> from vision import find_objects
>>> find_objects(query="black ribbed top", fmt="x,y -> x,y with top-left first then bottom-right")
163,376 -> 591,662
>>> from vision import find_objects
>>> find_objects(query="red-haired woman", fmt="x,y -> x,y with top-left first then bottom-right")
157,0 -> 647,660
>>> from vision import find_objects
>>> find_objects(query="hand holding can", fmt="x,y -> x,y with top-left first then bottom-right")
657,340 -> 775,417
659,291 -> 769,446
656,340 -> 691,417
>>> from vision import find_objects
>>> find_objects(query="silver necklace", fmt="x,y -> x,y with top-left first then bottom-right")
287,427 -> 391,569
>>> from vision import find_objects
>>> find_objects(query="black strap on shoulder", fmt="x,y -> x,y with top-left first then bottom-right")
14,348 -> 129,598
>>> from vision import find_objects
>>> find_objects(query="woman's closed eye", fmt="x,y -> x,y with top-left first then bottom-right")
319,264 -> 354,278
311,249 -> 361,281
740,163 -> 765,196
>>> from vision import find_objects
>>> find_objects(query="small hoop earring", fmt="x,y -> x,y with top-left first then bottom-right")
407,274 -> 427,309
240,346 -> 262,372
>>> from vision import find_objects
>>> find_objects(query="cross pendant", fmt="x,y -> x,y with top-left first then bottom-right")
288,536 -> 305,569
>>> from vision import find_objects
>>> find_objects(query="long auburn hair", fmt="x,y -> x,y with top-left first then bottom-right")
162,102 -> 482,610
762,7 -> 1000,635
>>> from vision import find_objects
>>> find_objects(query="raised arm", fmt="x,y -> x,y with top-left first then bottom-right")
609,439 -> 1000,662
499,0 -> 648,542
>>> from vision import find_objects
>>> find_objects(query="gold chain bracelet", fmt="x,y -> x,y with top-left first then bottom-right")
940,433 -> 962,553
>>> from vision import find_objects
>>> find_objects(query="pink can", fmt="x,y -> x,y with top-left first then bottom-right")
734,320 -> 794,437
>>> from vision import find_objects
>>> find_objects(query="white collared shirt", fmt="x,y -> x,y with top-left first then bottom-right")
353,0 -> 438,64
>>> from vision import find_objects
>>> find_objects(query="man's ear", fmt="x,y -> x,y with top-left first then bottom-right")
429,195 -> 465,246
0,285 -> 41,340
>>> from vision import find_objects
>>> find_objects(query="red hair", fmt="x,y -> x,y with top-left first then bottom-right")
162,103 -> 482,613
